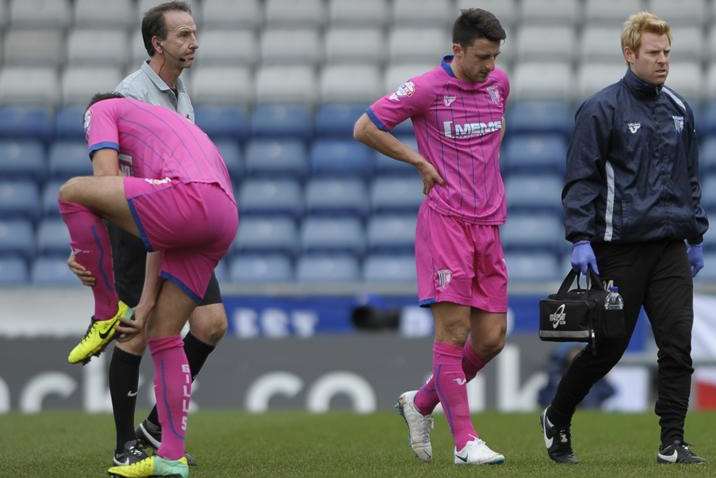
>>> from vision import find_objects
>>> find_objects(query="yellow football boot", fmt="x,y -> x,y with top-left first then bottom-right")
107,456 -> 189,478
67,301 -> 132,365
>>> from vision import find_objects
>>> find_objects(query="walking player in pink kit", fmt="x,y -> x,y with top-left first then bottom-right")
58,93 -> 238,478
354,9 -> 509,465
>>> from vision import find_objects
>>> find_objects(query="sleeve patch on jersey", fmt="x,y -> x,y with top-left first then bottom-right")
388,80 -> 416,102
83,109 -> 91,133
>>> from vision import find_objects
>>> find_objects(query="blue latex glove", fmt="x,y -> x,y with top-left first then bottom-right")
687,243 -> 704,277
571,240 -> 599,275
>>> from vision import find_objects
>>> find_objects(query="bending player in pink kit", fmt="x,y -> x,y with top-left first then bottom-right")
58,93 -> 238,478
354,9 -> 509,465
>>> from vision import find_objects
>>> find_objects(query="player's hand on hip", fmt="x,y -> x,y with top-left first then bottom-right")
571,240 -> 599,275
687,242 -> 704,277
67,252 -> 96,287
416,160 -> 445,195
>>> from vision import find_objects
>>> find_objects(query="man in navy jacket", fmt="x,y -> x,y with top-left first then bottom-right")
540,11 -> 708,465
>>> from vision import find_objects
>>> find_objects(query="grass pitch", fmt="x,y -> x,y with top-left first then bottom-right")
2,410 -> 715,477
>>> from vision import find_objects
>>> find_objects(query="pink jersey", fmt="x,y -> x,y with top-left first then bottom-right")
85,97 -> 234,203
368,56 -> 509,224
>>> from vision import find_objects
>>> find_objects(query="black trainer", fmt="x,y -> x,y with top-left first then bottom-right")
135,419 -> 197,466
540,407 -> 579,464
657,441 -> 705,464
112,439 -> 148,466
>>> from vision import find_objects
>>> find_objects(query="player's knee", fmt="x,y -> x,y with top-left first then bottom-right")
190,308 -> 228,345
58,177 -> 82,202
473,333 -> 505,360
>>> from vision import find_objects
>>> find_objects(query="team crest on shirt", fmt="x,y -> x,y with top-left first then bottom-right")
486,85 -> 501,105
673,115 -> 684,133
388,81 -> 416,102
443,96 -> 456,107
436,269 -> 453,290
628,122 -> 641,134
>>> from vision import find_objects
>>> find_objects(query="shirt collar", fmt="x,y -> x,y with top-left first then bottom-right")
623,67 -> 661,98
140,60 -> 186,94
441,55 -> 456,77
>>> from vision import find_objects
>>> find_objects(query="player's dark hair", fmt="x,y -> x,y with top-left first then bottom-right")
142,1 -> 193,57
86,92 -> 125,112
453,8 -> 506,48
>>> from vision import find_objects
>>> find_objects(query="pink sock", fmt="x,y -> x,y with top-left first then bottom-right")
414,340 -> 488,415
59,200 -> 118,320
149,336 -> 191,461
431,341 -> 477,449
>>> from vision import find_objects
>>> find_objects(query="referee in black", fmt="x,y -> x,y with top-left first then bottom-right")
540,12 -> 708,465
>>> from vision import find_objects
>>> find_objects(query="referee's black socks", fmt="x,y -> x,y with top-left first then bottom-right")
109,346 -> 142,452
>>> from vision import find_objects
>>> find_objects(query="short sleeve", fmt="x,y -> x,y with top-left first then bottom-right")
367,73 -> 434,131
85,102 -> 120,159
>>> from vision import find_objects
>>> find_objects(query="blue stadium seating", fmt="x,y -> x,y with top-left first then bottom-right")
503,134 -> 567,173
506,252 -> 561,282
309,139 -> 373,176
239,178 -> 303,217
42,180 -> 63,217
300,216 -> 365,255
700,137 -> 716,173
505,174 -> 563,213
55,105 -> 86,139
48,141 -> 91,179
506,101 -> 572,136
0,256 -> 29,284
31,256 -> 79,285
370,177 -> 422,213
0,106 -> 53,140
701,175 -> 716,210
244,139 -> 308,178
233,216 -> 298,256
36,219 -> 69,256
501,213 -> 566,253
250,104 -> 313,138
0,181 -> 41,220
374,135 -> 418,175
0,140 -> 45,181
214,140 -> 243,179
195,105 -> 248,139
0,220 -> 35,260
229,254 -> 293,283
367,214 -> 416,253
363,254 -> 416,282
304,178 -> 367,217
701,101 -> 716,136
296,254 -> 360,282
314,103 -> 366,137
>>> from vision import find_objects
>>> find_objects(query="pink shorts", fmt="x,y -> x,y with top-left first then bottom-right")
124,177 -> 238,302
415,203 -> 508,312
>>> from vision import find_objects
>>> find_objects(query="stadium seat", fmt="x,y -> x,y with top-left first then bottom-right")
309,139 -> 373,177
238,179 -> 303,217
576,63 -> 626,99
42,181 -> 63,217
579,27 -> 626,63
648,0 -> 707,26
296,254 -> 360,282
505,175 -> 563,213
61,67 -> 122,105
0,1 -> 6,30
200,0 -> 263,29
194,105 -> 248,139
392,0 -> 453,26
31,256 -> 79,285
519,0 -> 579,25
324,29 -> 384,64
300,217 -> 365,255
506,252 -> 561,282
244,139 -> 308,178
74,0 -> 135,28
48,141 -> 91,179
503,134 -> 567,173
260,28 -> 322,65
506,101 -> 572,137
370,177 -> 422,213
667,27 -> 705,62
363,254 -> 416,282
55,105 -> 87,138
696,253 -> 716,282
305,178 -> 368,217
516,26 -> 576,62
0,181 -> 40,220
0,256 -> 29,284
233,216 -> 298,255
191,67 -> 253,104
384,63 -> 436,92
584,0 -> 643,24
700,176 -> 716,210
0,220 -> 34,260
229,254 -> 293,283
193,30 -> 257,66
0,67 -> 59,105
388,29 -> 449,64
250,104 -> 313,139
328,0 -> 388,27
0,106 -> 53,140
255,66 -> 317,104
501,213 -> 565,253
0,140 -> 45,181
701,137 -> 716,173
2,29 -> 65,66
320,65 -> 383,103
455,0 -> 518,26
213,140 -> 243,179
512,62 -> 573,100
129,28 -> 149,65
700,101 -> 716,135
66,30 -> 129,67
314,104 -> 368,137
665,63 -> 704,101
367,215 -> 416,253
9,0 -> 71,28
264,0 -> 325,27
36,219 -> 70,256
